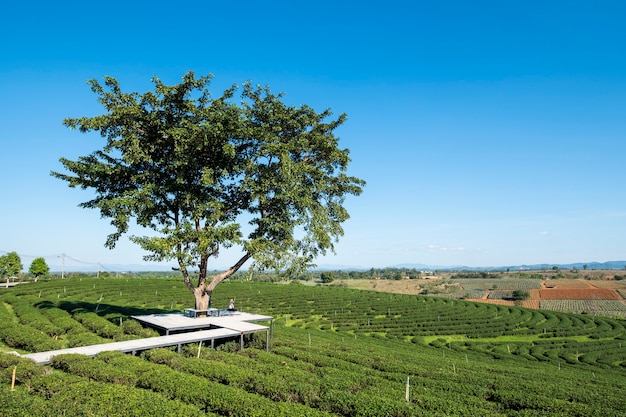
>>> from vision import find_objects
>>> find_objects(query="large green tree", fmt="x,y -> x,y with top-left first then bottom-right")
52,72 -> 364,310
0,251 -> 23,278
29,257 -> 50,280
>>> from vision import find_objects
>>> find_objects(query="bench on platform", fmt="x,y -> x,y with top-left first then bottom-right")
183,308 -> 221,318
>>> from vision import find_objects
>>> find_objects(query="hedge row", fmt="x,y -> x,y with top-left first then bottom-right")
51,351 -> 335,417
0,353 -> 205,417
0,303 -> 63,352
2,295 -> 65,338
145,347 -> 420,417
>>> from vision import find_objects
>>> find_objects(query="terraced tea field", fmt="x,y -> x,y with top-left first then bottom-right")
0,277 -> 625,416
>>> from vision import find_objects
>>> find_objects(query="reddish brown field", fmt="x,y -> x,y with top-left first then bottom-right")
529,289 -> 540,300
519,299 -> 540,309
335,275 -> 626,316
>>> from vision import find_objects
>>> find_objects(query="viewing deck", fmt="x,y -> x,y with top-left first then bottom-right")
131,310 -> 273,335
22,310 -> 273,365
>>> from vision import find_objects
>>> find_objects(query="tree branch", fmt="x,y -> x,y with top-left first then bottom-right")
179,258 -> 195,293
206,252 -> 252,293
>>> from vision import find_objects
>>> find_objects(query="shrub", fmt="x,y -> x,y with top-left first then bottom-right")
121,318 -> 158,337
511,290 -> 530,301
53,380 -> 206,416
65,331 -> 109,347
51,354 -> 139,386
73,312 -> 124,339
0,386 -> 56,417
0,322 -> 63,352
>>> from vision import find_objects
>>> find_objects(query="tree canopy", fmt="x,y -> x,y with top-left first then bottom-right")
52,72 -> 365,308
29,257 -> 50,278
0,252 -> 23,278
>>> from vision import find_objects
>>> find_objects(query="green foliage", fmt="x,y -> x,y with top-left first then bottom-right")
320,271 -> 335,283
511,290 -> 530,301
0,251 -> 22,278
52,381 -> 207,416
73,311 -> 126,340
1,278 -> 626,416
0,386 -> 54,416
28,257 -> 49,278
52,72 -> 365,307
0,299 -> 64,351
36,301 -> 88,334
3,295 -> 64,338
451,271 -> 502,279
121,318 -> 159,337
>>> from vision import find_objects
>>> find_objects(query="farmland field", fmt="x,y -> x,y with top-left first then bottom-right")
337,275 -> 626,319
589,280 -> 626,289
540,279 -> 595,289
0,277 -> 625,416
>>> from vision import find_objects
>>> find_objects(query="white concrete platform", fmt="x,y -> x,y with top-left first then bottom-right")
131,310 -> 273,335
21,311 -> 273,365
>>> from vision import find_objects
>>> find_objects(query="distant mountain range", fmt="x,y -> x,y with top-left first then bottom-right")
317,260 -> 626,272
45,260 -> 626,273
47,263 -> 177,273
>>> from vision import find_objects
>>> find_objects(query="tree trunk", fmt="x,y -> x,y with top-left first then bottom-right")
193,287 -> 211,315
183,253 -> 252,315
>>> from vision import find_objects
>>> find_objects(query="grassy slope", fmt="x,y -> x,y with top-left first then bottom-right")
0,278 -> 624,416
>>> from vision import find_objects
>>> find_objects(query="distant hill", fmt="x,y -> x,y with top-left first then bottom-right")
315,260 -> 626,272
45,260 -> 626,273
47,263 -> 177,273
388,260 -> 626,271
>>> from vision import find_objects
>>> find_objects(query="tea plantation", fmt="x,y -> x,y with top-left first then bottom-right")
1,277 -> 625,416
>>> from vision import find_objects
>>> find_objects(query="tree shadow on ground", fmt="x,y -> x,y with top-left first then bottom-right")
35,300 -> 171,318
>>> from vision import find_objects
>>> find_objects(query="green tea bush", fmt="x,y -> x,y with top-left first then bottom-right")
35,301 -> 85,334
73,311 -> 125,339
50,380 -> 207,416
3,295 -> 64,338
64,331 -> 109,347
0,322 -> 63,352
120,318 -> 158,337
0,353 -> 47,386
0,386 -> 56,417
1,278 -> 625,416
51,353 -> 139,385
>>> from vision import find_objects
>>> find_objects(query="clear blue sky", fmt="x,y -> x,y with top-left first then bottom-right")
1,1 -> 625,271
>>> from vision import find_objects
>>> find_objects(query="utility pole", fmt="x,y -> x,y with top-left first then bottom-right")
59,253 -> 65,279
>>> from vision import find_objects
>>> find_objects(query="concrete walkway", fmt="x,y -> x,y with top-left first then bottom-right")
21,312 -> 272,365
